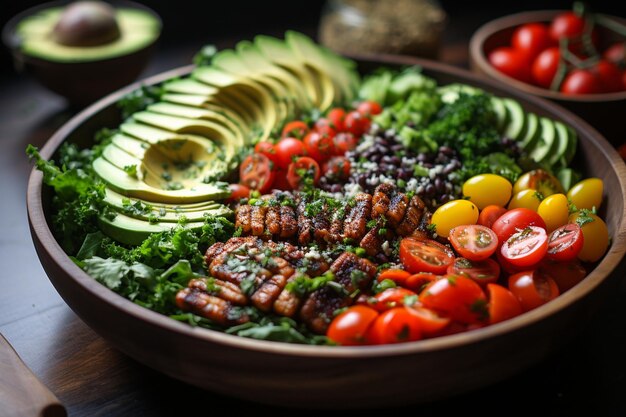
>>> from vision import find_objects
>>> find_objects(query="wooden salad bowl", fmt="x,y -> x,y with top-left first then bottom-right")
469,10 -> 626,145
27,55 -> 626,408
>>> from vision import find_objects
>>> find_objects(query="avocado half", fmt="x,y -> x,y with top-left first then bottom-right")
16,3 -> 161,63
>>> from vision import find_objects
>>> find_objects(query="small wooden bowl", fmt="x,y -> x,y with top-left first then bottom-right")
27,56 -> 626,408
2,0 -> 161,107
470,10 -> 626,145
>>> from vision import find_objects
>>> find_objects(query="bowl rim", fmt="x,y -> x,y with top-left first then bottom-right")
469,9 -> 626,102
27,54 -> 626,358
2,0 -> 163,63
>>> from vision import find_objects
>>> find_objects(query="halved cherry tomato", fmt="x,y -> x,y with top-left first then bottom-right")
333,132 -> 358,155
478,205 -> 507,229
322,156 -> 351,181
446,258 -> 500,286
419,275 -> 487,324
327,107 -> 346,132
539,260 -> 586,293
344,110 -> 370,136
274,137 -> 306,169
371,287 -> 418,312
449,224 -> 498,261
491,208 -> 547,245
501,226 -> 548,267
367,307 -> 422,344
377,269 -> 411,285
281,120 -> 309,139
225,183 -> 250,203
405,273 -> 440,293
303,131 -> 335,163
406,306 -> 450,336
508,270 -> 559,312
487,283 -> 522,324
327,305 -> 378,346
239,154 -> 275,194
496,250 -> 525,276
286,156 -> 320,189
254,141 -> 278,164
399,237 -> 455,275
356,100 -> 382,117
546,223 -> 584,261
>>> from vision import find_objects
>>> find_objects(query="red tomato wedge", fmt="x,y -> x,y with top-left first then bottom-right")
399,237 -> 455,275
487,283 -> 522,324
446,257 -> 500,287
419,275 -> 487,324
327,305 -> 378,346
239,154 -> 275,194
546,223 -> 584,262
508,270 -> 559,312
501,226 -> 548,267
449,224 -> 498,261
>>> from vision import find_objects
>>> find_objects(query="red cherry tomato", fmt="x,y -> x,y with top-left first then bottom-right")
446,257 -> 500,287
327,107 -> 346,132
496,249 -> 525,276
225,183 -> 251,203
254,141 -> 278,164
314,118 -> 337,140
239,154 -> 275,194
593,60 -> 623,93
286,156 -> 320,189
487,283 -> 523,324
356,100 -> 383,117
491,208 -> 547,245
344,110 -> 370,137
532,47 -> 560,88
549,11 -> 585,42
406,306 -> 450,336
372,287 -> 418,312
419,275 -> 487,324
399,237 -> 456,275
322,156 -> 351,181
546,223 -> 584,262
327,305 -> 379,346
561,69 -> 601,95
333,132 -> 358,155
478,205 -> 507,229
303,131 -> 335,163
512,23 -> 553,60
604,42 -> 625,65
539,260 -> 586,293
274,137 -> 306,169
367,307 -> 422,344
488,47 -> 532,83
405,273 -> 440,293
501,226 -> 548,268
508,270 -> 559,312
449,224 -> 498,261
377,269 -> 411,285
281,120 -> 309,139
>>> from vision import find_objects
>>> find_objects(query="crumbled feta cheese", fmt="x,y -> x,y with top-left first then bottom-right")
343,182 -> 363,199
381,240 -> 392,256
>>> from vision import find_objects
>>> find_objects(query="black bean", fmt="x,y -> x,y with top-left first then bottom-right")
425,184 -> 435,196
422,162 -> 433,169
391,144 -> 404,152
370,154 -> 381,163
381,155 -> 393,164
389,156 -> 401,165
357,175 -> 367,187
434,178 -> 444,192
377,146 -> 389,154
439,194 -> 450,203
377,139 -> 389,147
330,184 -> 343,193
399,171 -> 411,180
439,145 -> 453,156
417,153 -> 428,163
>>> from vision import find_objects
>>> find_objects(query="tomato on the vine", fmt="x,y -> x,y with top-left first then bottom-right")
508,270 -> 559,312
546,223 -> 584,261
281,120 -> 309,139
549,11 -> 585,42
419,275 -> 487,324
532,47 -> 560,88
501,226 -> 548,267
239,154 -> 275,194
327,305 -> 378,346
399,237 -> 455,275
512,23 -> 553,60
367,307 -> 422,344
449,224 -> 498,261
594,60 -> 623,93
286,156 -> 320,189
488,47 -> 532,83
447,258 -> 500,286
274,137 -> 306,169
561,69 -> 601,95
303,131 -> 335,163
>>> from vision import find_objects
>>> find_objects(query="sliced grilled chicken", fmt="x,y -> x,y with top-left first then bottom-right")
266,205 -> 281,236
175,288 -> 248,326
280,205 -> 298,238
343,193 -> 372,240
235,204 -> 252,234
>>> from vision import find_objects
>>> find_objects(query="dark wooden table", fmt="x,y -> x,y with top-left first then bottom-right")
1,35 -> 625,416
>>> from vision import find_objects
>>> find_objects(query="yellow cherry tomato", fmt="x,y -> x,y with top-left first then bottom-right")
513,169 -> 564,197
537,193 -> 569,233
569,212 -> 609,262
508,189 -> 543,211
431,199 -> 479,237
567,178 -> 603,211
462,174 -> 512,210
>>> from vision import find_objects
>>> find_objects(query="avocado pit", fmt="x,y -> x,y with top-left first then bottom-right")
52,1 -> 120,47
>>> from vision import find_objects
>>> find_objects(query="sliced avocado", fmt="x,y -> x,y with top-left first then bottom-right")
519,112 -> 540,150
529,118 -> 557,163
548,121 -> 570,169
164,79 -> 219,96
98,213 -> 205,246
502,98 -> 526,141
105,188 -> 222,212
161,93 -> 256,126
17,7 -> 160,63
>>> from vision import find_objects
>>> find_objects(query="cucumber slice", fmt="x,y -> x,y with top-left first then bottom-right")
502,98 -> 526,140
529,118 -> 557,163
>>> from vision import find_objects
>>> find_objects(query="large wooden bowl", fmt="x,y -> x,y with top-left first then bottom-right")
27,55 -> 626,408
469,10 -> 626,145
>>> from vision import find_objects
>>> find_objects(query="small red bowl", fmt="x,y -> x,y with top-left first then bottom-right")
470,10 -> 626,146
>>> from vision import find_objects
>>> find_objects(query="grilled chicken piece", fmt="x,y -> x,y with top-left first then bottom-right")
273,278 -> 303,318
235,204 -> 252,234
359,223 -> 385,256
266,205 -> 281,236
280,205 -> 298,238
176,288 -> 248,326
343,193 -> 372,240
250,205 -> 268,236
372,183 -> 393,218
299,252 -> 377,333
312,204 -> 331,243
188,277 -> 247,306
296,198 -> 314,245
329,209 -> 345,242
386,192 -> 408,227
396,195 -> 426,236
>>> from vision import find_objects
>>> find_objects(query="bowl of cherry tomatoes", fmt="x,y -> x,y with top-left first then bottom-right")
469,6 -> 626,145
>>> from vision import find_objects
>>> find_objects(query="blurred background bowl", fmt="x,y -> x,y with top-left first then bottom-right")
469,10 -> 626,146
2,0 -> 161,107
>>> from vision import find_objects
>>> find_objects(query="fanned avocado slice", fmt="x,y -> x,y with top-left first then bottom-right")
147,102 -> 249,137
98,213 -> 206,246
